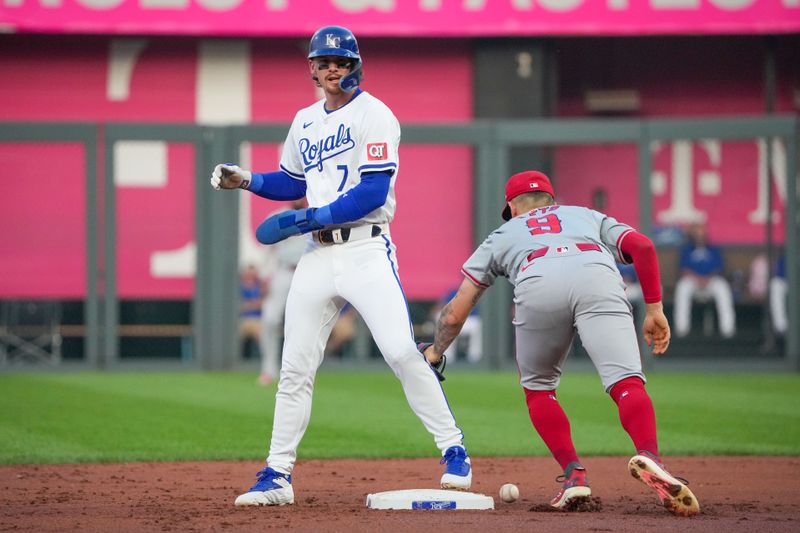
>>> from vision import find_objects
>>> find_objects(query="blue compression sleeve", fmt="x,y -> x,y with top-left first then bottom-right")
315,171 -> 391,226
248,171 -> 307,201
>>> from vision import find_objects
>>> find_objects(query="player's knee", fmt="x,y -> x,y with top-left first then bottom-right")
381,344 -> 422,369
277,357 -> 315,384
523,388 -> 558,410
609,376 -> 646,403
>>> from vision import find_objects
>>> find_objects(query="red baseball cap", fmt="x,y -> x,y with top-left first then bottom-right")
502,170 -> 555,220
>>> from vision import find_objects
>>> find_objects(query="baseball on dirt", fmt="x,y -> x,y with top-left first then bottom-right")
499,483 -> 519,503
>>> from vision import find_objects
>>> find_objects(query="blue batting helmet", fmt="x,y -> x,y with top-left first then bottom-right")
308,25 -> 362,93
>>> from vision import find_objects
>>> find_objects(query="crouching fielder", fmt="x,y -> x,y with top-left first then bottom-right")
421,170 -> 700,517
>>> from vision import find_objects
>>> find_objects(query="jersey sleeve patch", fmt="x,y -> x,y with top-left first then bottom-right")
367,142 -> 388,161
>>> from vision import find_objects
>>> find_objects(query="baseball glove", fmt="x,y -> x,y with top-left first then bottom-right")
417,342 -> 447,382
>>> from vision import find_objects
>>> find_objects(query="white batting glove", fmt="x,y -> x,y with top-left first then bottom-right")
210,163 -> 253,190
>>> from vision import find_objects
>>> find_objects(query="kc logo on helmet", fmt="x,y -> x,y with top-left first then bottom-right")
325,35 -> 341,47
367,143 -> 388,160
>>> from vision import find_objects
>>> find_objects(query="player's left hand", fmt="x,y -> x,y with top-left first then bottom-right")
643,302 -> 670,355
256,208 -> 324,245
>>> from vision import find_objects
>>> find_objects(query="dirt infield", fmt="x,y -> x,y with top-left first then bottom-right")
2,456 -> 798,532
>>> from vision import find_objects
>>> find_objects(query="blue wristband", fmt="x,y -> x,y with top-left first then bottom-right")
247,172 -> 264,191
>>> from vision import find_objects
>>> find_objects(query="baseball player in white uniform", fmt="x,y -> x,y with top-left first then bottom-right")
211,25 -> 471,506
421,171 -> 700,517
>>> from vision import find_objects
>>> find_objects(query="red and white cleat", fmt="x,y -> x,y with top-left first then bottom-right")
628,453 -> 700,517
550,462 -> 591,510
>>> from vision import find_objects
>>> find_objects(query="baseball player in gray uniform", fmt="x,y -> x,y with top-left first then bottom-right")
421,170 -> 700,517
211,25 -> 471,506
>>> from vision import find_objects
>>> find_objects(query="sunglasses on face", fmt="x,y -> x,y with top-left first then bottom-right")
315,59 -> 354,71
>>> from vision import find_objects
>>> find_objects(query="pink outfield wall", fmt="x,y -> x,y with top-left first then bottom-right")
2,0 -> 799,36
0,36 -> 793,299
0,38 -> 475,299
552,36 -> 796,249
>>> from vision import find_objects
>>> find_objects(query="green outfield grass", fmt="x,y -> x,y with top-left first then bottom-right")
0,371 -> 797,464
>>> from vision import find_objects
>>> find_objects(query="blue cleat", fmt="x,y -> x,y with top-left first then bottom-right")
440,445 -> 472,490
234,467 -> 294,506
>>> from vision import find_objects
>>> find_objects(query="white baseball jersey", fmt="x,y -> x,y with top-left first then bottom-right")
278,90 -> 400,225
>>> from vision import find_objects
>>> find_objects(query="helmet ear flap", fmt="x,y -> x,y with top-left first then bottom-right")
339,60 -> 362,93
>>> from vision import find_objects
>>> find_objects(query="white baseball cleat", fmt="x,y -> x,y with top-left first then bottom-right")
234,467 -> 294,506
440,445 -> 472,490
628,453 -> 700,517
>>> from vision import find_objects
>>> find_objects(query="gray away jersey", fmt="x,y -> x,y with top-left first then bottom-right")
462,205 -> 635,288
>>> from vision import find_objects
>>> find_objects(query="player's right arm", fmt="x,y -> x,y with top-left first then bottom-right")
422,230 -> 501,364
210,164 -> 307,200
211,162 -> 317,245
423,277 -> 486,365
210,112 -> 308,200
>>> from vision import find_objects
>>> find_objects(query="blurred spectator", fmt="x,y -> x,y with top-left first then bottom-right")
259,199 -> 308,385
429,286 -> 482,363
239,264 -> 265,359
747,253 -> 769,300
673,223 -> 736,338
618,263 -> 643,305
770,253 -> 787,336
324,303 -> 357,359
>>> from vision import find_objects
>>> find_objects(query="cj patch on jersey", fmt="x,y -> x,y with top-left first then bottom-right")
367,143 -> 388,161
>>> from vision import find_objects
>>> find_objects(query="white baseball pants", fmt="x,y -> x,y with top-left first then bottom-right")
266,234 -> 464,473
673,275 -> 736,338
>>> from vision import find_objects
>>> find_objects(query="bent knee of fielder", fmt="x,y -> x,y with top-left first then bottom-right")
608,375 -> 647,401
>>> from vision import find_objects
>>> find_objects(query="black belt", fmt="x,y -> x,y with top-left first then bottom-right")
318,224 -> 383,244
